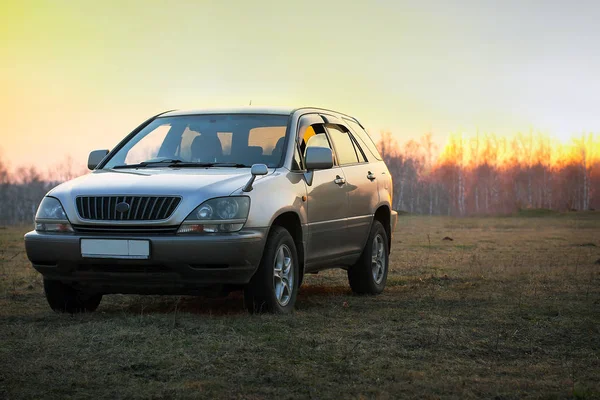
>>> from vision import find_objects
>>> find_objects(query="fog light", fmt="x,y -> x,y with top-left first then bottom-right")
221,223 -> 244,232
177,224 -> 204,234
177,223 -> 245,234
202,224 -> 219,233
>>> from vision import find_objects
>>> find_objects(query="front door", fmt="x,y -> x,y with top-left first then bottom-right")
300,124 -> 349,263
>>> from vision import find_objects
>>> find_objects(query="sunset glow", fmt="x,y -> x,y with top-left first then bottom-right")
436,132 -> 600,170
376,130 -> 600,215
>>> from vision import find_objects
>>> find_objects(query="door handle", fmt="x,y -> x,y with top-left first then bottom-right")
334,175 -> 346,185
367,171 -> 376,181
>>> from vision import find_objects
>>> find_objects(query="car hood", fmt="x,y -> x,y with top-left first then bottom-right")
48,168 -> 271,225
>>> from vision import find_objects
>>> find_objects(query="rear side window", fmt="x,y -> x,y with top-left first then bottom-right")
326,125 -> 359,165
344,118 -> 382,161
353,137 -> 367,163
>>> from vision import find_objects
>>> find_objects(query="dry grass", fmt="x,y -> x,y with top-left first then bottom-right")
0,215 -> 599,399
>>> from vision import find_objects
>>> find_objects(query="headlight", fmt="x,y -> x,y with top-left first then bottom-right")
35,197 -> 74,233
178,196 -> 250,234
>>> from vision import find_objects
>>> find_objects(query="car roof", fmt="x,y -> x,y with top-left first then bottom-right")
161,106 -> 297,117
159,106 -> 360,121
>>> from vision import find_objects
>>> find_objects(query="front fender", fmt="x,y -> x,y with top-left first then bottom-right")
232,170 -> 308,229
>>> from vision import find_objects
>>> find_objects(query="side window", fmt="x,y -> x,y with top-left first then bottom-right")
294,114 -> 332,171
301,125 -> 335,165
305,129 -> 331,151
345,127 -> 368,163
353,135 -> 367,163
344,118 -> 383,161
299,124 -> 333,153
326,125 -> 359,165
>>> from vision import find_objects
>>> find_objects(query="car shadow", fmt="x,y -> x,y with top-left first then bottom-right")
98,284 -> 353,315
295,284 -> 353,311
297,284 -> 351,296
101,292 -> 247,316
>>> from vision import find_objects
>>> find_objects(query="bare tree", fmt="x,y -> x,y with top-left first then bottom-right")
375,131 -> 599,216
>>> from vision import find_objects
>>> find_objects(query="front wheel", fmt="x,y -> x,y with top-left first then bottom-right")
44,279 -> 102,313
244,226 -> 299,314
348,220 -> 389,294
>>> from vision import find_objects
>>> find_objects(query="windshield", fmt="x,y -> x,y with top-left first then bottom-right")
102,114 -> 290,169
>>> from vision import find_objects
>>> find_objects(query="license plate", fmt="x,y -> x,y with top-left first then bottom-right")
81,239 -> 150,259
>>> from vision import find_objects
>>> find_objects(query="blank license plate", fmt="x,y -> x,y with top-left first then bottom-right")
81,239 -> 150,259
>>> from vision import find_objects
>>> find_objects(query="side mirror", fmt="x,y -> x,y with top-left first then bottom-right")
305,147 -> 334,170
242,163 -> 268,192
88,149 -> 110,170
250,163 -> 268,176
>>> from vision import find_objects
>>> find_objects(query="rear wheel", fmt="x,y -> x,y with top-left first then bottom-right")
348,220 -> 389,294
244,226 -> 298,314
44,279 -> 102,313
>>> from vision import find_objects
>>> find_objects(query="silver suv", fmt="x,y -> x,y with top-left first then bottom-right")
24,107 -> 398,314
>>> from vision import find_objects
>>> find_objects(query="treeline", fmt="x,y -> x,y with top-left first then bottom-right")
1,132 -> 599,224
379,131 -> 600,215
0,156 -> 85,225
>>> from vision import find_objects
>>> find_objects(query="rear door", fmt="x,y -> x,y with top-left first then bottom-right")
325,123 -> 378,255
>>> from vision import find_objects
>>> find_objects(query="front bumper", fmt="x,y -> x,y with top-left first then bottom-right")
24,229 -> 267,294
391,210 -> 398,235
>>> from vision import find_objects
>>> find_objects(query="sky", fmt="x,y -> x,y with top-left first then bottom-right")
1,0 -> 599,171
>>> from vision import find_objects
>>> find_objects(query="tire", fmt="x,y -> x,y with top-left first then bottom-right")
244,226 -> 299,314
348,220 -> 389,294
44,279 -> 102,313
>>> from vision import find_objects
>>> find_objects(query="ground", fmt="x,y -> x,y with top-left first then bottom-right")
1,214 -> 599,399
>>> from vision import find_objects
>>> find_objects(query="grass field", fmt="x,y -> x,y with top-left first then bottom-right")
1,215 -> 599,399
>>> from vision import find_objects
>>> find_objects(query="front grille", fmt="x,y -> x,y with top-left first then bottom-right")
72,225 -> 179,235
76,196 -> 181,221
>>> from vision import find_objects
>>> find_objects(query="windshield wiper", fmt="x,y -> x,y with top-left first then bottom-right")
169,162 -> 253,168
112,160 -> 254,169
180,162 -> 252,168
112,159 -> 185,169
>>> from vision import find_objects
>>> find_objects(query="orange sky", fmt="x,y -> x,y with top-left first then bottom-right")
1,0 -> 600,172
